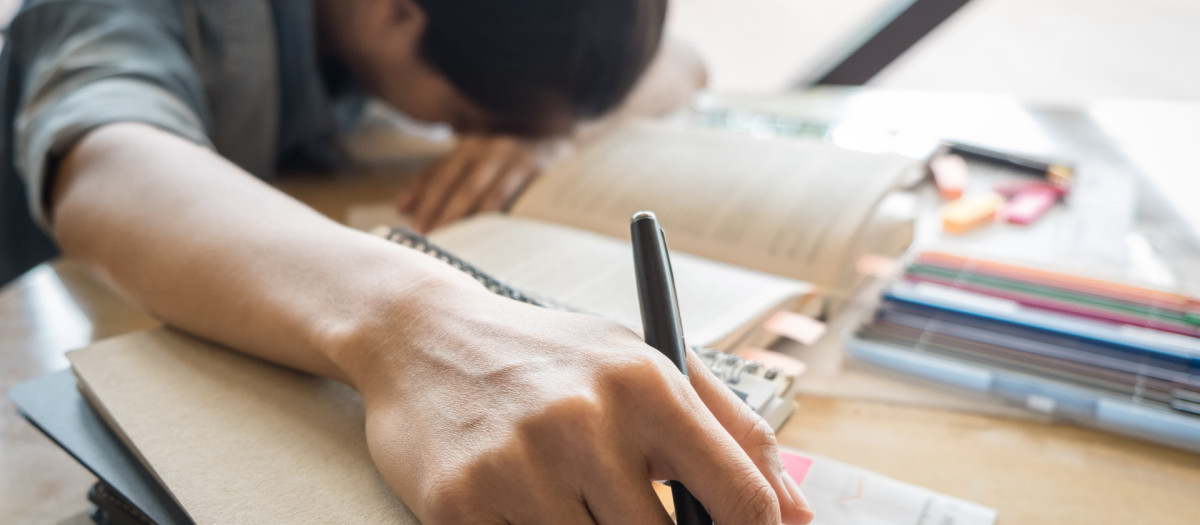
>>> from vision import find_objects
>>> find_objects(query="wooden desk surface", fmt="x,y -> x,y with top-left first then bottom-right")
4,91 -> 1200,524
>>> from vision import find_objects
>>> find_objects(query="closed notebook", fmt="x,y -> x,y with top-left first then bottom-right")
70,329 -> 417,524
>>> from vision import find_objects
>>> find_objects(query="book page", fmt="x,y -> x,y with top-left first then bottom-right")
512,120 -> 917,290
429,214 -> 811,350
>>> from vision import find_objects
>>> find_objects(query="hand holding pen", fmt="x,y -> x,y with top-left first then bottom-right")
358,212 -> 813,525
632,211 -> 815,525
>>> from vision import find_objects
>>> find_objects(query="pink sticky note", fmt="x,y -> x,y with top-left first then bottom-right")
1002,186 -> 1058,225
780,450 -> 814,484
737,347 -> 807,377
764,311 -> 827,345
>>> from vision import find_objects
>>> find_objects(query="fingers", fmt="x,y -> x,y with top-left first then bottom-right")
400,135 -> 549,232
504,487 -> 596,525
420,445 -> 598,525
408,136 -> 486,231
395,166 -> 428,214
427,137 -> 520,229
650,399 -> 783,525
478,138 -> 571,213
396,137 -> 478,216
580,459 -> 674,525
685,351 -> 814,525
398,134 -> 567,232
478,163 -> 538,213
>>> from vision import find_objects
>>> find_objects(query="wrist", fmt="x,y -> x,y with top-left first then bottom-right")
315,255 -> 490,396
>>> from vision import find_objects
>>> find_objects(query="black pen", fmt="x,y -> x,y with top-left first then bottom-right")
630,211 -> 712,525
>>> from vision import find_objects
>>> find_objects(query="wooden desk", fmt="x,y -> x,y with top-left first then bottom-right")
4,90 -> 1200,524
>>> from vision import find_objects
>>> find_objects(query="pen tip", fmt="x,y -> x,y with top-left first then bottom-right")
632,210 -> 657,221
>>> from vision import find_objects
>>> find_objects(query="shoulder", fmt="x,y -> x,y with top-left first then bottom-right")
8,0 -> 187,49
5,0 -> 198,100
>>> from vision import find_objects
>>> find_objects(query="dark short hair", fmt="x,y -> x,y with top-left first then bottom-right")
413,0 -> 667,129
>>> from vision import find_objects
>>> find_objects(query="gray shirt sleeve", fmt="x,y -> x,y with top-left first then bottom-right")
9,0 -> 214,229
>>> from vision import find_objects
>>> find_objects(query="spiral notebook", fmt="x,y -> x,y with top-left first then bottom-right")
381,225 -> 798,429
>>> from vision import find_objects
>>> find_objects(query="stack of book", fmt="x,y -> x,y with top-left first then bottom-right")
849,250 -> 1200,453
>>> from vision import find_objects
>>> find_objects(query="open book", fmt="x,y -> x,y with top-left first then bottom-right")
398,120 -> 919,351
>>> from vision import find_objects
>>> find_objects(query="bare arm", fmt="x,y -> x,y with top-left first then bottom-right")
52,122 -> 456,384
52,123 -> 812,524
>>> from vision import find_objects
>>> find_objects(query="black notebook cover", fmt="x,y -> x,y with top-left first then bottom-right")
9,369 -> 191,525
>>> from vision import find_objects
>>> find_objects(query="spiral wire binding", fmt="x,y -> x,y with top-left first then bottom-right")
386,227 -> 557,308
385,226 -> 784,385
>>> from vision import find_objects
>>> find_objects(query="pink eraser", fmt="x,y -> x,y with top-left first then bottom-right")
1002,186 -> 1058,224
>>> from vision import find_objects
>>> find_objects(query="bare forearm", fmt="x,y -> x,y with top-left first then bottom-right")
51,123 -> 475,386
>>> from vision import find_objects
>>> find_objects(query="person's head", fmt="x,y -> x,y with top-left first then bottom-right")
319,0 -> 668,137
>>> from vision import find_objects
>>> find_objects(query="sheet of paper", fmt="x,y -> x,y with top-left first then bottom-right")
781,448 -> 998,525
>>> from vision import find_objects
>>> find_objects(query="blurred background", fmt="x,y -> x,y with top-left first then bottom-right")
669,0 -> 1200,101
7,0 -> 1198,101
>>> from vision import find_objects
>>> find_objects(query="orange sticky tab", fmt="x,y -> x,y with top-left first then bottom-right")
737,347 -> 807,376
763,311 -> 827,345
929,153 -> 968,200
941,193 -> 1005,235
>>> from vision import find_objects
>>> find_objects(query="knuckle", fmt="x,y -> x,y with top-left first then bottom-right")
741,412 -> 780,452
458,135 -> 485,152
518,393 -> 604,446
422,174 -> 454,198
465,174 -> 494,196
598,352 -> 674,400
422,476 -> 480,524
480,193 -> 505,211
489,135 -> 518,151
729,475 -> 780,525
